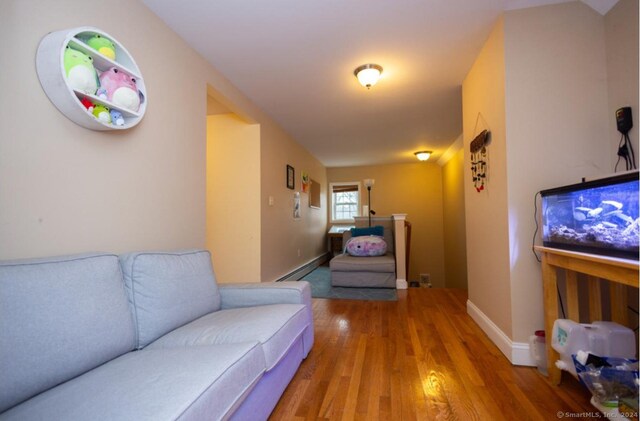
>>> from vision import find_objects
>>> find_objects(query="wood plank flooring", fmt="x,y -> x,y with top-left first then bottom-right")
270,288 -> 600,420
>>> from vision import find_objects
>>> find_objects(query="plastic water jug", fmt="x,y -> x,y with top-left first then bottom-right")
551,319 -> 636,377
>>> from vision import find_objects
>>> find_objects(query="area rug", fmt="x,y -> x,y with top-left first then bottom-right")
299,266 -> 397,301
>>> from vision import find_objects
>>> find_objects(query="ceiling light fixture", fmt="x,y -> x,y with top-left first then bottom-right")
414,151 -> 432,161
354,64 -> 383,89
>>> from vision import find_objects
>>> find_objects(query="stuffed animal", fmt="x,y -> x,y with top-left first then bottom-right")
92,105 -> 111,124
64,46 -> 98,95
345,236 -> 387,257
95,87 -> 108,100
86,34 -> 116,61
80,97 -> 94,113
109,109 -> 124,126
98,67 -> 140,112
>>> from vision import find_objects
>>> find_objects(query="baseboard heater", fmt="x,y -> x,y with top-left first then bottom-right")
275,253 -> 330,282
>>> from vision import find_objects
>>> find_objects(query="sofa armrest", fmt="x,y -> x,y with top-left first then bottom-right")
220,281 -> 315,359
218,281 -> 311,310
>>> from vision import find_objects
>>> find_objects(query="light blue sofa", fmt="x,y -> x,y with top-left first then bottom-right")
0,249 -> 313,420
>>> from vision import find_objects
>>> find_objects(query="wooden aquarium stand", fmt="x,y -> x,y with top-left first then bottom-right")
535,246 -> 639,385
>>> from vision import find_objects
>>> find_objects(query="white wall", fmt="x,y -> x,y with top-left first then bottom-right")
605,0 -> 639,171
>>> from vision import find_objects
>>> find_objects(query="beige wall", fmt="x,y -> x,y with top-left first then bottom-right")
464,1 -> 620,352
206,96 -> 231,116
206,114 -> 260,283
260,121 -> 328,281
463,17 -> 513,337
442,148 -> 467,289
327,163 -> 445,287
605,0 -> 639,170
504,2 -> 611,344
1,0 -> 206,258
0,0 -> 327,281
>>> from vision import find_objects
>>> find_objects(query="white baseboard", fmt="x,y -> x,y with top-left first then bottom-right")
396,278 -> 408,289
274,253 -> 330,282
466,299 -> 535,367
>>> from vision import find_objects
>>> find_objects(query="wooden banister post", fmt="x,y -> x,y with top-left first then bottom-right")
392,214 -> 408,289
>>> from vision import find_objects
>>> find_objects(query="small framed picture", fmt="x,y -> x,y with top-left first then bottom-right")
286,165 -> 295,190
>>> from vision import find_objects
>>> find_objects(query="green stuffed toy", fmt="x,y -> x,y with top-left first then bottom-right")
63,46 -> 98,95
92,105 -> 111,124
86,34 -> 116,60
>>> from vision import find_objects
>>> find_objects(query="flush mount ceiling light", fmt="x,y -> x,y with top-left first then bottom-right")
354,64 -> 383,89
414,151 -> 432,161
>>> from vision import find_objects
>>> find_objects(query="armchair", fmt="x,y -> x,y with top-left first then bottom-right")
329,224 -> 396,288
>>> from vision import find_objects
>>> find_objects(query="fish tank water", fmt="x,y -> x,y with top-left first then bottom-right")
541,172 -> 639,259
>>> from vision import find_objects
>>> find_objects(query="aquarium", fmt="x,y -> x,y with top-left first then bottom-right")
541,172 -> 639,259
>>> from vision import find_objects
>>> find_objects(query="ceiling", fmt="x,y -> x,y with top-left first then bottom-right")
142,0 -> 618,167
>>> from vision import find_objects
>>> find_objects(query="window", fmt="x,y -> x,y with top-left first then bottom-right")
330,182 -> 361,222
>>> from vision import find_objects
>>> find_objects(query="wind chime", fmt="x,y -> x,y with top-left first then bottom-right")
470,129 -> 490,192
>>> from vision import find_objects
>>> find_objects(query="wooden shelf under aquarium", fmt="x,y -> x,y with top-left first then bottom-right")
534,246 -> 639,386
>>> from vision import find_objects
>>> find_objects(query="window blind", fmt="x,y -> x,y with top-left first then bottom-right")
332,184 -> 358,193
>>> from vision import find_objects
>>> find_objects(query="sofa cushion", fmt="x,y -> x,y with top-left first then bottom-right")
330,252 -> 396,273
119,250 -> 221,349
331,270 -> 396,288
218,282 -> 315,359
147,304 -> 309,371
0,343 -> 265,421
0,253 -> 135,413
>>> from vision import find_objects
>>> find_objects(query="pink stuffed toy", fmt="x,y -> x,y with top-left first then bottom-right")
98,67 -> 140,112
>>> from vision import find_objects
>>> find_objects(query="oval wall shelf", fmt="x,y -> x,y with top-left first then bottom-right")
36,27 -> 147,131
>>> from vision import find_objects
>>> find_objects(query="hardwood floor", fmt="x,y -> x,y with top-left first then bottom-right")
270,288 -> 600,420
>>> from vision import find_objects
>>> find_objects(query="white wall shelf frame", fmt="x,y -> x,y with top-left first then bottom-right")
36,26 -> 147,131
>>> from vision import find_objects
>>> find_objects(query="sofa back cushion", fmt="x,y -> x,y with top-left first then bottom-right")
119,250 -> 221,349
0,253 -> 135,413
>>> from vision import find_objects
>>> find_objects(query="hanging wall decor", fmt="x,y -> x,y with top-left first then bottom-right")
36,27 -> 147,131
309,179 -> 321,209
286,165 -> 295,189
293,192 -> 301,219
470,129 -> 490,192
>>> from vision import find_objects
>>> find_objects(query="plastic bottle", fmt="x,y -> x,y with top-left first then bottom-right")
529,330 -> 548,375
